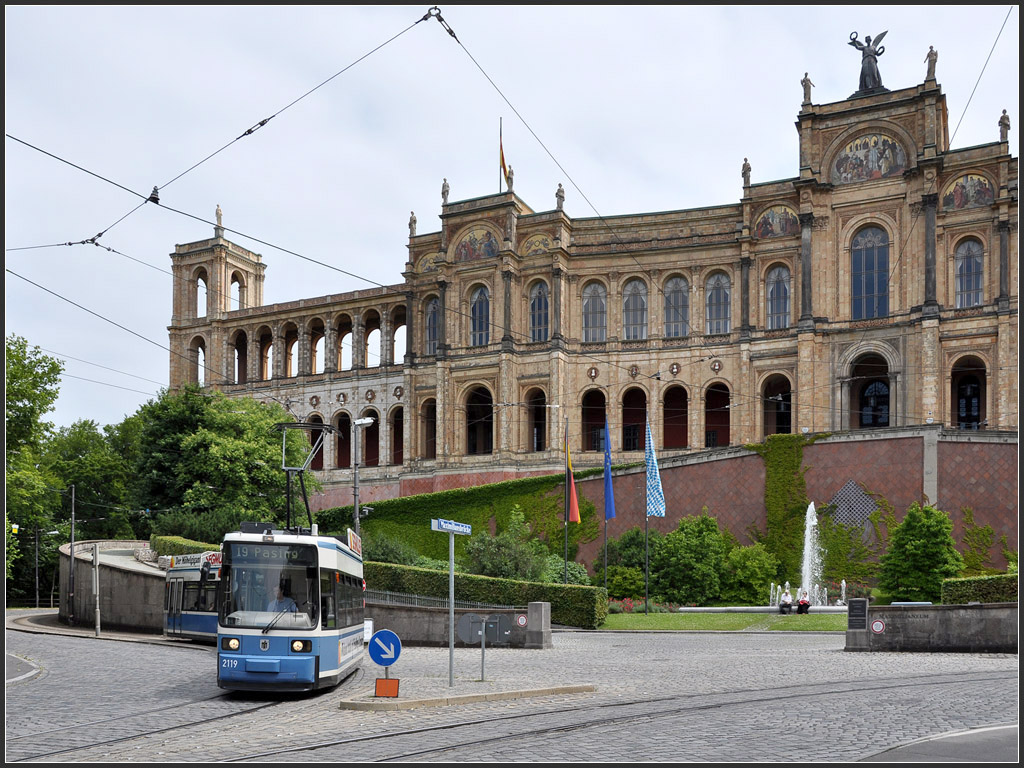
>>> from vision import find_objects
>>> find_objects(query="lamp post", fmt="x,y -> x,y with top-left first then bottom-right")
352,417 -> 375,536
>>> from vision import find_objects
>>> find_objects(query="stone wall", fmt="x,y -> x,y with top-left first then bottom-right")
845,602 -> 1018,653
58,540 -> 165,634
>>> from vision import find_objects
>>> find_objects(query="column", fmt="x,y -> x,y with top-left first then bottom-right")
799,213 -> 814,327
923,193 -> 939,315
502,270 -> 514,350
739,256 -> 751,339
998,221 -> 1009,310
437,280 -> 448,358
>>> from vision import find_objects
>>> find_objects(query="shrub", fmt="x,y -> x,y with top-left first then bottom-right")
464,505 -> 548,581
721,544 -> 780,605
541,554 -> 590,585
651,513 -> 731,605
879,503 -> 964,603
362,531 -> 419,566
600,565 -> 646,600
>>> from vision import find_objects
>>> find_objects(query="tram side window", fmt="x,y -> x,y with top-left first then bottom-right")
184,584 -> 199,610
321,570 -> 337,630
200,584 -> 217,612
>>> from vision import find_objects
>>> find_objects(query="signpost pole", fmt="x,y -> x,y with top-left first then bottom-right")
449,529 -> 455,688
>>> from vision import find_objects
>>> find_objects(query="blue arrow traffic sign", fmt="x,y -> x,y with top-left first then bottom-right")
368,629 -> 402,667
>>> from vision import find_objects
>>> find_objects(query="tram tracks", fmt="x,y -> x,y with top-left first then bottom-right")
225,670 -> 1017,763
5,669 -> 368,762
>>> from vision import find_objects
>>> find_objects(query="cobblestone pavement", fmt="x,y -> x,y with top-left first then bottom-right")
5,615 -> 1018,762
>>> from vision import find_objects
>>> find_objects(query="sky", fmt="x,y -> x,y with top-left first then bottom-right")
5,5 -> 1019,432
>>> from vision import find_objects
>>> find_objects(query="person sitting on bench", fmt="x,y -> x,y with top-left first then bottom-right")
779,589 -> 793,614
797,591 -> 811,614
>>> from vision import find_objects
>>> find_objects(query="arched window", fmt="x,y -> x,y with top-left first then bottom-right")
860,380 -> 889,427
851,226 -> 889,319
582,283 -> 607,342
664,277 -> 689,338
955,239 -> 983,308
622,279 -> 648,340
424,297 -> 439,356
766,266 -> 791,330
529,282 -> 549,342
705,273 -> 731,335
470,286 -> 489,346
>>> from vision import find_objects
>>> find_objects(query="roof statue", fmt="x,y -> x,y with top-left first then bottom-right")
848,31 -> 887,94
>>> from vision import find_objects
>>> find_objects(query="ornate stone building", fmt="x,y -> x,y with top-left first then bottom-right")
169,65 -> 1018,509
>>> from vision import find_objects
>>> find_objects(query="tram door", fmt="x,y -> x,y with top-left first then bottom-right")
166,578 -> 184,636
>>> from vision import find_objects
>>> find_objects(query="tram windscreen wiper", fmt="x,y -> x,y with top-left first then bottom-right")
262,610 -> 291,634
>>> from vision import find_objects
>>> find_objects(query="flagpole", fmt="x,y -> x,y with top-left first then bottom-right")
563,415 -> 569,585
645,512 -> 649,615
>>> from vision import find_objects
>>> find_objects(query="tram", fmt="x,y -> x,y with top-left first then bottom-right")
216,522 -> 365,692
164,551 -> 221,643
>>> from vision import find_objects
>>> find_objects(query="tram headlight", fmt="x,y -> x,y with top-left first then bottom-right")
290,639 -> 312,653
221,637 -> 240,651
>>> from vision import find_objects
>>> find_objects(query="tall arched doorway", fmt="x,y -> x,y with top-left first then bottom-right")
466,387 -> 493,455
951,356 -> 986,429
762,374 -> 792,437
705,383 -> 730,447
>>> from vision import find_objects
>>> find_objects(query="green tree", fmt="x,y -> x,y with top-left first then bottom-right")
464,505 -> 548,581
720,543 -> 780,605
6,512 -> 20,581
5,335 -> 63,464
131,387 -> 314,543
4,450 -> 64,601
651,513 -> 732,605
38,420 -> 133,539
879,503 -> 965,602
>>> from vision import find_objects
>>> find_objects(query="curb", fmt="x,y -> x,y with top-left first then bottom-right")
339,684 -> 597,711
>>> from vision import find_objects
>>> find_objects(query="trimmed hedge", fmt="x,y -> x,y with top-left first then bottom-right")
941,573 -> 1018,604
365,561 -> 608,629
151,534 -> 219,555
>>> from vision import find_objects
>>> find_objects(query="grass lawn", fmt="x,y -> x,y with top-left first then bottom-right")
599,612 -> 847,632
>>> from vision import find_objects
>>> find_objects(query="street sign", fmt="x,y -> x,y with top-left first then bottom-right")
516,613 -> 528,628
870,619 -> 886,634
368,629 -> 402,667
430,518 -> 472,536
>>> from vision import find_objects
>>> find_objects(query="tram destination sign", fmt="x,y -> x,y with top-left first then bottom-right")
431,518 -> 472,536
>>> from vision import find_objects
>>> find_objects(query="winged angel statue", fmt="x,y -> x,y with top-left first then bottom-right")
849,31 -> 887,91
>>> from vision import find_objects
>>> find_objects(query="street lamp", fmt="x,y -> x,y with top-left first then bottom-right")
352,417 -> 375,536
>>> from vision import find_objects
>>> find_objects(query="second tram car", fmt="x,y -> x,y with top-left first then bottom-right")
164,551 -> 221,642
216,522 -> 364,692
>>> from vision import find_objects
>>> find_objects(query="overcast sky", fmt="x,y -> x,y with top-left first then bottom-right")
5,5 -> 1019,432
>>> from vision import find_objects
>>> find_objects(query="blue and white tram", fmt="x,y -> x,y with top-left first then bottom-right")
217,523 -> 364,692
164,551 -> 221,642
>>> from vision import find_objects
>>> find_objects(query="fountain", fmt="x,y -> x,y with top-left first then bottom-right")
797,502 -> 825,606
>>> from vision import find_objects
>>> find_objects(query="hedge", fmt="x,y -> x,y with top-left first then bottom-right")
940,573 -> 1019,604
151,534 -> 219,555
365,562 -> 607,629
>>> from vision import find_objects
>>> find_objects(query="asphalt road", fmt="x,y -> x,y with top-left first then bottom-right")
5,610 -> 1018,762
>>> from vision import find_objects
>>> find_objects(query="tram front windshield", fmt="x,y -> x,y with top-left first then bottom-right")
220,542 -> 318,630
